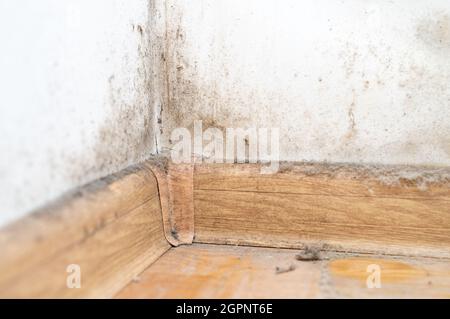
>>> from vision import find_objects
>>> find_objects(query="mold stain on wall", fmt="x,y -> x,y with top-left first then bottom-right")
158,1 -> 450,167
416,11 -> 450,52
67,10 -> 155,185
159,2 -> 275,151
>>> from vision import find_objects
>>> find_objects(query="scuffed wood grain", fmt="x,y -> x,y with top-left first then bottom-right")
117,244 -> 450,299
195,163 -> 450,200
0,162 -> 170,298
146,158 -> 194,246
116,244 -> 321,298
193,163 -> 450,258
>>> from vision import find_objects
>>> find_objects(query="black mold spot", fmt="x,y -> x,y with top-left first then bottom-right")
171,229 -> 179,240
137,24 -> 144,36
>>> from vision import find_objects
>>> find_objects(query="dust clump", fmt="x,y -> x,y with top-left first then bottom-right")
295,245 -> 325,262
275,264 -> 296,274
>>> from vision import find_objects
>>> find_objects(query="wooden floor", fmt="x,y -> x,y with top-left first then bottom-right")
116,244 -> 450,299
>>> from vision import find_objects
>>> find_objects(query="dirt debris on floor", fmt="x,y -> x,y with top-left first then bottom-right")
275,264 -> 296,274
295,245 -> 327,262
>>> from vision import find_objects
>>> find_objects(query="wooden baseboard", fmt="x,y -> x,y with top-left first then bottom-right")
0,162 -> 170,298
193,163 -> 450,258
1,159 -> 449,298
147,157 -> 194,246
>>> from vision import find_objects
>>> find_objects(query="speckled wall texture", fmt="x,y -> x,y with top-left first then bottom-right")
0,0 -> 155,226
158,0 -> 450,166
1,0 -> 449,226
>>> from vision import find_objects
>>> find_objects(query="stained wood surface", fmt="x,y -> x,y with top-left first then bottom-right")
194,163 -> 450,258
147,157 -> 194,246
116,244 -> 450,298
194,163 -> 450,199
0,162 -> 170,298
2,159 -> 449,298
166,162 -> 195,244
116,244 -> 322,298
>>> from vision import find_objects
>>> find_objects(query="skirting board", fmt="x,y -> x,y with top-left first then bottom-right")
193,163 -> 450,258
146,156 -> 194,246
1,159 -> 449,298
0,162 -> 170,298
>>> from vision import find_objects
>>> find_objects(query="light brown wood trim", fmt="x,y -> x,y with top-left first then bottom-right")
146,157 -> 194,246
193,163 -> 450,258
0,162 -> 171,298
166,161 -> 195,244
2,159 -> 448,297
195,163 -> 450,200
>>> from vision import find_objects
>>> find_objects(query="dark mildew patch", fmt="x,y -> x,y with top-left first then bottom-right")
416,11 -> 450,52
277,161 -> 450,189
67,19 -> 154,184
92,21 -> 153,172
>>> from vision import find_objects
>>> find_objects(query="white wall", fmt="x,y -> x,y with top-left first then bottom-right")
0,0 -> 156,226
1,0 -> 450,227
161,0 -> 450,166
